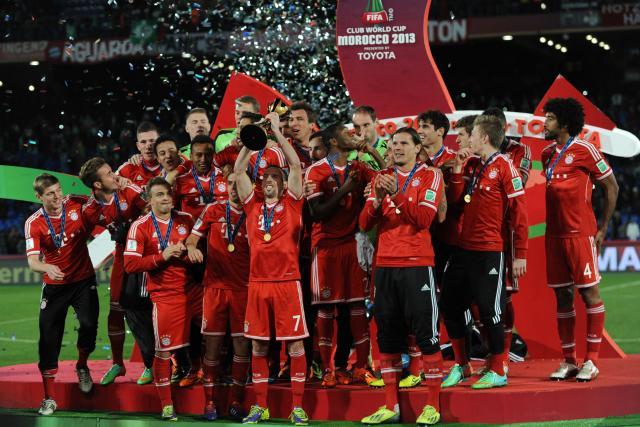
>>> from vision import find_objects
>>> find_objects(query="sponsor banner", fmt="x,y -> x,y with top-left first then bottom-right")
0,256 -> 113,285
598,241 -> 640,272
0,41 -> 48,64
601,2 -> 640,27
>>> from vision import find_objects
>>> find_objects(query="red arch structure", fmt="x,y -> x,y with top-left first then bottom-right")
336,0 -> 625,359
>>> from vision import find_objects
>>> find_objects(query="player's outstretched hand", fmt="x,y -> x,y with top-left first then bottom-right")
453,148 -> 474,172
303,181 -> 317,198
44,264 -> 65,281
128,154 -> 142,166
513,258 -> 527,278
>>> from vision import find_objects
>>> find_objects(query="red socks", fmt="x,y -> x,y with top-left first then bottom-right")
251,350 -> 269,408
407,335 -> 422,376
556,307 -> 577,365
379,353 -> 401,411
450,337 -> 468,367
231,354 -> 250,403
349,305 -> 370,369
153,354 -> 173,408
586,302 -> 605,363
41,368 -> 57,399
289,348 -> 307,408
316,307 -> 334,371
107,307 -> 126,366
203,357 -> 219,403
489,352 -> 506,376
422,352 -> 443,411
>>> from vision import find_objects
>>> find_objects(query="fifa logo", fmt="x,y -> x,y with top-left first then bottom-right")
362,0 -> 392,25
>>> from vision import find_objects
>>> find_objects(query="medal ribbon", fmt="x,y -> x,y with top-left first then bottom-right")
545,137 -> 574,182
465,151 -> 501,200
262,202 -> 277,237
394,163 -> 420,194
42,204 -> 66,249
191,167 -> 215,204
151,211 -> 173,250
225,201 -> 246,245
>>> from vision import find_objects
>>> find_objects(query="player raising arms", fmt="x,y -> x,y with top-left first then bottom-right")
186,173 -> 251,421
124,177 -> 194,421
542,98 -> 618,382
359,127 -> 445,426
25,174 -> 98,416
234,111 -> 310,425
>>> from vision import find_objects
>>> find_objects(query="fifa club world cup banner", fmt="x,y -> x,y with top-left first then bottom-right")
337,0 -> 640,359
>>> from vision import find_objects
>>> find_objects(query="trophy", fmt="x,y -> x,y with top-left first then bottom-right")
240,98 -> 289,150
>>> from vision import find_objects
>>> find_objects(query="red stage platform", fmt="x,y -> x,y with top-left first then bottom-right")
1,358 -> 639,424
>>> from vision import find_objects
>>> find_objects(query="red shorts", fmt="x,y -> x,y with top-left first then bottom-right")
545,236 -> 600,289
109,253 -> 125,308
186,282 -> 203,322
152,296 -> 191,351
244,280 -> 309,341
202,287 -> 248,337
311,240 -> 369,305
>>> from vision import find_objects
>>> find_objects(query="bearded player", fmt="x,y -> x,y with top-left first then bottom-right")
234,112 -> 310,425
542,98 -> 618,382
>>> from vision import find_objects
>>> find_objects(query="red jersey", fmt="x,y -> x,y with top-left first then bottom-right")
429,145 -> 459,245
290,140 -> 313,171
242,189 -> 304,282
191,201 -> 249,291
174,167 -> 227,219
305,158 -> 376,247
123,210 -> 194,299
359,163 -> 443,267
501,138 -> 532,184
24,196 -> 94,285
83,184 -> 147,230
116,159 -> 162,187
542,138 -> 613,238
448,153 -> 528,257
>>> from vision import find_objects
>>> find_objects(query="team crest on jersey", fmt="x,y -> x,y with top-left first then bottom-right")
321,287 -> 332,299
565,153 -> 575,165
177,225 -> 188,235
69,211 -> 79,221
275,205 -> 284,213
119,201 -> 128,211
218,183 -> 226,192
160,335 -> 171,346
411,178 -> 420,187
489,169 -> 498,179
259,159 -> 267,168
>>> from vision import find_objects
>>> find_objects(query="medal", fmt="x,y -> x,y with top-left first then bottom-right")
545,137 -> 574,184
225,201 -> 246,252
464,151 -> 500,204
326,154 -> 349,188
150,211 -> 173,251
262,202 -> 277,242
391,163 -> 420,215
42,204 -> 66,252
430,145 -> 445,166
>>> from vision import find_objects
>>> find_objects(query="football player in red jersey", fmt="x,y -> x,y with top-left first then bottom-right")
440,115 -> 528,391
288,101 -> 317,170
416,110 -> 457,169
304,124 -> 377,388
124,177 -> 194,421
79,158 -> 153,386
542,98 -> 618,382
116,122 -> 162,186
479,107 -> 533,374
186,173 -> 250,421
25,174 -> 98,416
359,127 -> 445,425
234,111 -> 310,425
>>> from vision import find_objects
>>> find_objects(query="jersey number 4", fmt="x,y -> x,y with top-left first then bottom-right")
584,263 -> 592,279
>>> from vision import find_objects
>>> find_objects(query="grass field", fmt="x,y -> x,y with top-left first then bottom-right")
0,272 -> 638,366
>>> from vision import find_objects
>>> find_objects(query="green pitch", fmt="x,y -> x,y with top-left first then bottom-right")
0,272 -> 638,366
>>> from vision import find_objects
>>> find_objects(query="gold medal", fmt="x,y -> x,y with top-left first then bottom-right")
395,208 -> 401,214
464,194 -> 471,203
264,233 -> 272,242
227,243 -> 235,252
